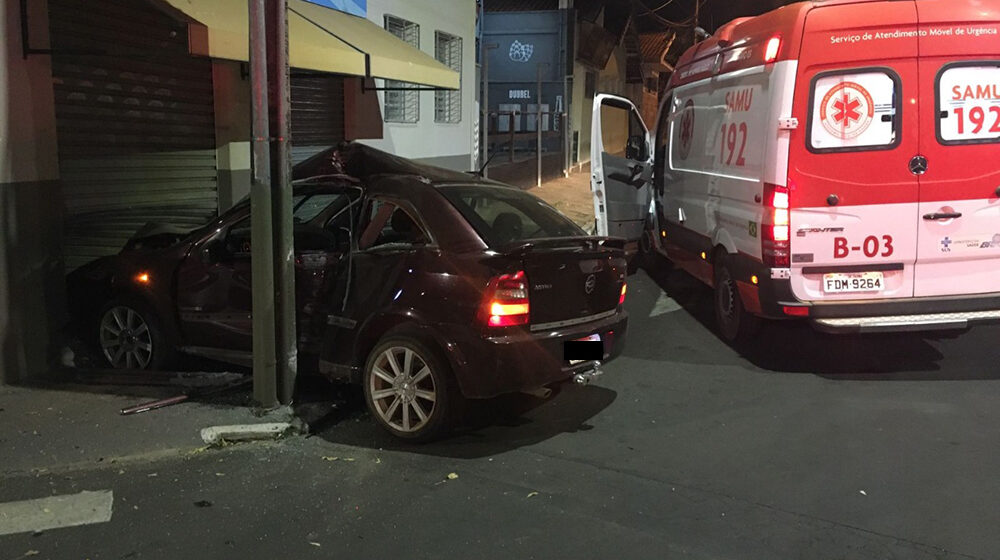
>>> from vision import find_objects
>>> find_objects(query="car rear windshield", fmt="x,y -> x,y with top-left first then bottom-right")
438,185 -> 585,247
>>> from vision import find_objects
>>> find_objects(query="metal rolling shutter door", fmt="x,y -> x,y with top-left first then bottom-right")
49,0 -> 217,271
291,74 -> 345,164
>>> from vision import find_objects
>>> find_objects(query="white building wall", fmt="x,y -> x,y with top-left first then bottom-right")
361,0 -> 478,172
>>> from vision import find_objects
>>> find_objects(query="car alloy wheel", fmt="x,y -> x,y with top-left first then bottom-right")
368,345 -> 438,434
99,305 -> 154,369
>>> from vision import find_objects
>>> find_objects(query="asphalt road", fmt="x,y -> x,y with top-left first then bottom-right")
3,264 -> 1000,560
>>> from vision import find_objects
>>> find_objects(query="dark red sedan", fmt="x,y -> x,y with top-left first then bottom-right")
68,144 -> 628,440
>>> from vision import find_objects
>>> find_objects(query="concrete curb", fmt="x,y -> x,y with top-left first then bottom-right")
200,420 -> 306,446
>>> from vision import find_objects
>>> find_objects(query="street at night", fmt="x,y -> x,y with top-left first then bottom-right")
3,267 -> 999,559
5,0 -> 1000,557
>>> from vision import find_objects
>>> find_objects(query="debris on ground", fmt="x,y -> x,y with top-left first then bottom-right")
447,472 -> 459,480
526,492 -> 539,498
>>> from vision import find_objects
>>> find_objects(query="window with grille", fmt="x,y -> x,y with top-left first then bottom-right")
384,15 -> 420,123
434,31 -> 462,124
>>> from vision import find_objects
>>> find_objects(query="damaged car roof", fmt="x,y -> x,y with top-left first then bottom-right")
292,142 -> 505,187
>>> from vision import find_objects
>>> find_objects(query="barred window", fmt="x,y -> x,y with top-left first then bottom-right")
434,31 -> 462,124
384,15 -> 420,123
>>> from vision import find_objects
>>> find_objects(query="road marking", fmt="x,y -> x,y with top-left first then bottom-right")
0,490 -> 113,536
649,293 -> 682,317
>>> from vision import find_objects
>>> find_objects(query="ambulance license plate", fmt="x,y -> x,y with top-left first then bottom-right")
822,271 -> 884,294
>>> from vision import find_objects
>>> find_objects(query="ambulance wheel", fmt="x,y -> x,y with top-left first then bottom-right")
713,254 -> 760,346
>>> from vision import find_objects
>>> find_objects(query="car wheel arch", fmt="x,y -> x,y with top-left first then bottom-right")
351,312 -> 456,384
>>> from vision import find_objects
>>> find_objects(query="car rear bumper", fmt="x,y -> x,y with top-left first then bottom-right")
436,310 -> 628,399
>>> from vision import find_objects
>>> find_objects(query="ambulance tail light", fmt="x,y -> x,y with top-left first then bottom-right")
762,182 -> 790,268
764,35 -> 782,63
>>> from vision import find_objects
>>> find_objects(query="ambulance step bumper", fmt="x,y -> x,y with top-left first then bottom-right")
813,310 -> 1000,333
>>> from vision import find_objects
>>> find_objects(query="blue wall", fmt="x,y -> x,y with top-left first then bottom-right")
303,0 -> 366,17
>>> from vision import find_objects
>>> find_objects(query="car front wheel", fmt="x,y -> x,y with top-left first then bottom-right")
97,298 -> 174,370
363,335 -> 459,441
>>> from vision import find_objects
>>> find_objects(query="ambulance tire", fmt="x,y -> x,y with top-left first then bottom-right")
637,228 -> 671,275
713,254 -> 761,347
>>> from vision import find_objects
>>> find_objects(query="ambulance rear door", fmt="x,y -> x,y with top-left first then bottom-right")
590,94 -> 653,240
913,2 -> 1000,297
787,1 -> 920,303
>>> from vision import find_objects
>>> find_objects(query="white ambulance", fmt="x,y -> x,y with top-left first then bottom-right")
591,0 -> 1000,344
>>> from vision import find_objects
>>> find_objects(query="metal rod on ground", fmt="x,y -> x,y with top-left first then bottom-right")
249,0 -> 278,408
265,0 -> 297,405
481,43 -> 498,179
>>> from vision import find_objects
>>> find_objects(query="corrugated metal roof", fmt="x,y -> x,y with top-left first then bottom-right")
639,31 -> 670,63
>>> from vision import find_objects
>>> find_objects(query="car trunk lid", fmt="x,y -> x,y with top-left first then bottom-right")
507,238 -> 627,329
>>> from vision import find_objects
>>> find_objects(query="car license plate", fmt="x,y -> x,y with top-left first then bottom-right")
567,334 -> 602,365
822,271 -> 884,294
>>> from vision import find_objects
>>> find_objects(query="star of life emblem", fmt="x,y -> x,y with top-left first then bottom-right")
820,81 -> 875,140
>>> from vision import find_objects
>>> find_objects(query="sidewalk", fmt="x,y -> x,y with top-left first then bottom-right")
0,374 -> 294,476
528,169 -> 595,231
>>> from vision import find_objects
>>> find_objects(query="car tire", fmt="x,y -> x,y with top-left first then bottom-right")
363,335 -> 461,442
713,253 -> 761,347
97,296 -> 176,370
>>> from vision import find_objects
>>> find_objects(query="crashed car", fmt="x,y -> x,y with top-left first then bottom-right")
68,144 -> 629,440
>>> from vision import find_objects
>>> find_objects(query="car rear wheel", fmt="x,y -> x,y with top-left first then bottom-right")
97,298 -> 174,370
713,254 -> 760,346
363,335 -> 459,442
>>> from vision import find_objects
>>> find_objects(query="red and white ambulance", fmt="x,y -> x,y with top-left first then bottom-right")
591,0 -> 1000,343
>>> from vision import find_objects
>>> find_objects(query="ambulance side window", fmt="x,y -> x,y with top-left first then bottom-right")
936,62 -> 1000,145
807,69 -> 901,153
654,96 -> 673,193
600,102 -> 648,160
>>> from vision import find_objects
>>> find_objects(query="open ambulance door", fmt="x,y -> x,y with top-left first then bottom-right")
590,94 -> 653,241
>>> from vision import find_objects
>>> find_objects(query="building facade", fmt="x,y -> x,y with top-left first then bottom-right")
0,0 -> 472,384
362,0 -> 479,172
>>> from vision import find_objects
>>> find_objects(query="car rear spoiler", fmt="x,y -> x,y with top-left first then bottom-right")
501,236 -> 627,255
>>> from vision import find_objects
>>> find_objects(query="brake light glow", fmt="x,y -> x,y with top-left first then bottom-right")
135,272 -> 150,285
481,270 -> 530,327
762,182 -> 791,267
764,36 -> 781,63
619,283 -> 627,306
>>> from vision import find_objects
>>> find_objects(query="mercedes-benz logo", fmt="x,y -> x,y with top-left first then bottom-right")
584,274 -> 596,295
909,155 -> 928,175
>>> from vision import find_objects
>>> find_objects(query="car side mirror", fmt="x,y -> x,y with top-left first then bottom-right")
625,134 -> 647,161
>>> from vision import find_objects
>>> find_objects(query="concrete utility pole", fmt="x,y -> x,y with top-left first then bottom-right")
248,0 -> 297,408
481,43 -> 498,178
248,0 -> 278,408
265,0 -> 297,405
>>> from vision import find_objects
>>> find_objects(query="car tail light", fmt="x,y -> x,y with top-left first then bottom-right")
619,283 -> 627,306
481,270 -> 530,327
764,35 -> 781,63
762,182 -> 791,267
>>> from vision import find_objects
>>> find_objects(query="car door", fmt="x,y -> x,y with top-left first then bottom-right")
319,197 -> 431,373
590,94 -> 653,241
913,2 -> 1000,298
786,1 -> 921,303
175,192 -> 348,356
175,211 -> 255,353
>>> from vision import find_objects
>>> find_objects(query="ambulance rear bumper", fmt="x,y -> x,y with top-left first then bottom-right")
762,277 -> 1000,333
811,310 -> 1000,333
